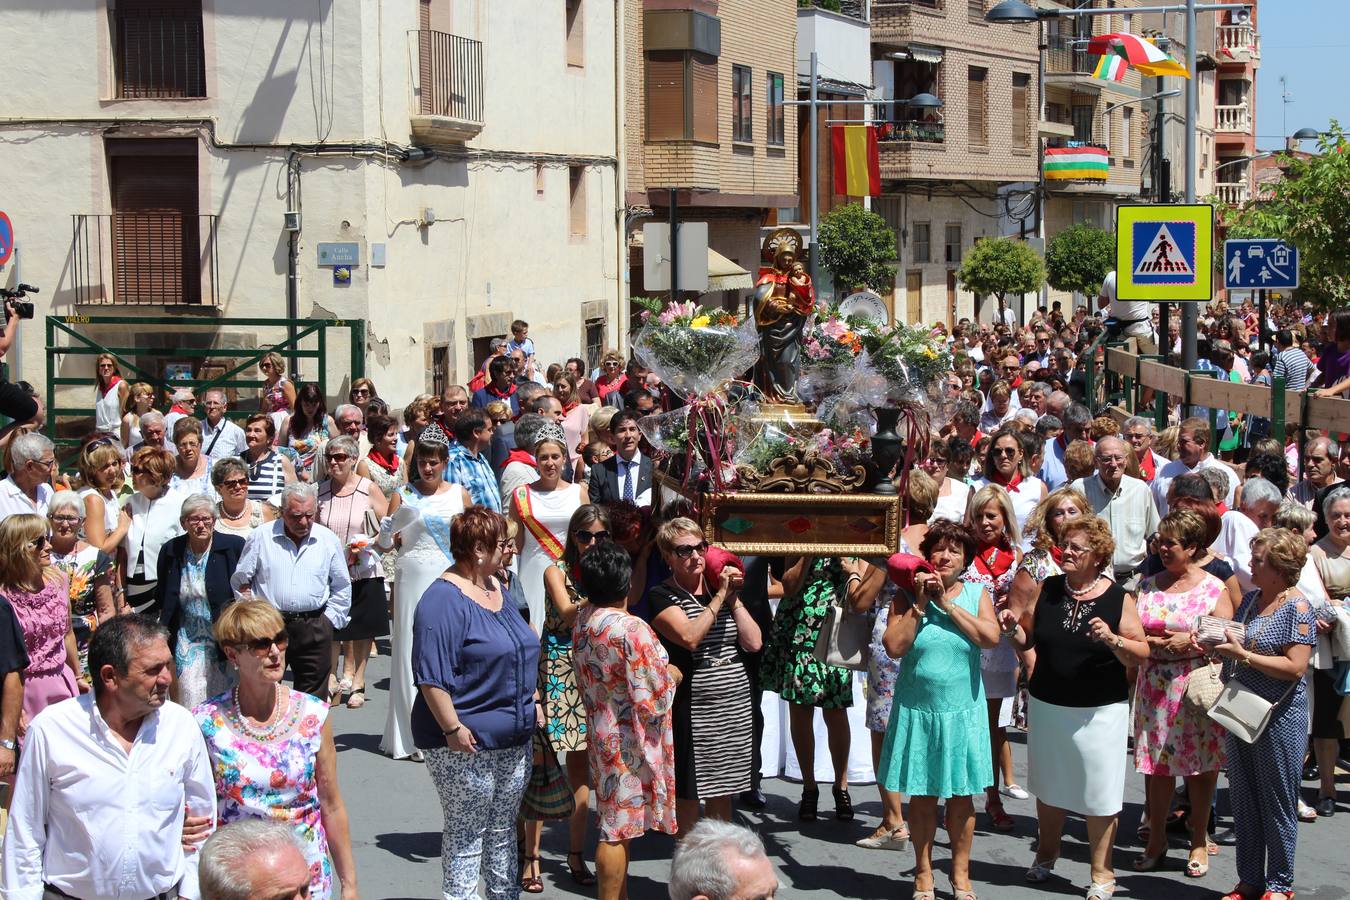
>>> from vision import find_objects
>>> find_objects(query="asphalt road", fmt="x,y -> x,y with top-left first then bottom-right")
333,645 -> 1350,899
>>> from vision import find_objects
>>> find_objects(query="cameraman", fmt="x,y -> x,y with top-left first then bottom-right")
0,297 -> 37,423
1097,270 -> 1158,356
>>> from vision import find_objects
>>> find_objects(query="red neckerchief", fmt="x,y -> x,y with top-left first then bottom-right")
1049,546 -> 1065,566
1216,501 -> 1230,516
98,376 -> 122,397
1009,375 -> 1023,390
974,541 -> 1016,580
1138,451 -> 1157,481
486,382 -> 517,400
505,449 -> 537,468
368,449 -> 400,474
561,400 -> 579,414
969,429 -> 984,449
991,469 -> 1023,493
171,403 -> 191,415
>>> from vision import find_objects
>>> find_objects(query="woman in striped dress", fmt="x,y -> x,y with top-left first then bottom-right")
242,412 -> 297,504
647,518 -> 762,834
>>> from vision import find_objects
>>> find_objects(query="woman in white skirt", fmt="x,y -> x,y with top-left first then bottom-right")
1000,515 -> 1150,899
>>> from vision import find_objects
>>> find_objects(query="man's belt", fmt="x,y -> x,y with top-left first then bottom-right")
280,605 -> 327,622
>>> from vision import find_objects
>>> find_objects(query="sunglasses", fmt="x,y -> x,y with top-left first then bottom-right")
220,477 -> 248,489
240,631 -> 289,655
327,454 -> 352,463
29,535 -> 49,550
574,529 -> 610,544
991,446 -> 1019,457
672,541 -> 710,559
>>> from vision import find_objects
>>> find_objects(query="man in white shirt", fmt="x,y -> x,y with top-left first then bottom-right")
2,615 -> 216,900
1152,417 -> 1236,516
130,410 -> 177,459
1073,436 -> 1159,590
1097,271 -> 1158,355
1214,477 -> 1282,594
332,403 -> 371,459
162,389 -> 197,439
199,389 -> 248,467
0,432 -> 55,519
1121,415 -> 1170,484
231,483 -> 351,700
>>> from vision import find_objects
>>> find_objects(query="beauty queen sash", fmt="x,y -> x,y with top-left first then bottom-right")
513,485 -> 565,561
399,484 -> 455,563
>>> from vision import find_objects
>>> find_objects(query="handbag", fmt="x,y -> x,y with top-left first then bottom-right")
813,598 -> 873,672
1205,595 -> 1297,744
1182,659 -> 1223,714
519,728 -> 575,821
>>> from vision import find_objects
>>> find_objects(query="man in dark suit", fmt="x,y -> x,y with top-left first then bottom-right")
587,409 -> 653,507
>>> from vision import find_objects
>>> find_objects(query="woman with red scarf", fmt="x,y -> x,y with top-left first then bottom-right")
962,483 -> 1024,832
973,428 -> 1047,551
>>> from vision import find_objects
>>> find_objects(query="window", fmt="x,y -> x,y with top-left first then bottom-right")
569,166 -> 587,237
1122,108 -> 1134,161
945,224 -> 963,264
112,0 -> 206,98
732,65 -> 753,143
913,223 -> 932,264
646,51 -> 718,142
766,72 -> 785,146
431,346 -> 449,399
967,67 -> 988,148
1011,73 -> 1031,149
108,138 -> 202,304
1072,104 -> 1096,144
565,0 -> 584,68
585,317 -> 605,373
535,163 -> 545,197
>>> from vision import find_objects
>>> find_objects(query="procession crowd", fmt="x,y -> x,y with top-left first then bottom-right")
0,300 -> 1345,900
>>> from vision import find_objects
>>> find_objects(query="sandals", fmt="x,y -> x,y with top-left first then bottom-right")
798,786 -> 820,821
911,890 -> 935,900
1024,856 -> 1057,883
1185,849 -> 1209,878
986,799 -> 1014,833
520,855 -> 543,894
855,823 -> 909,850
1132,849 -> 1168,872
833,786 -> 854,821
567,850 -> 598,886
1086,881 -> 1116,899
345,687 -> 365,709
949,880 -> 978,900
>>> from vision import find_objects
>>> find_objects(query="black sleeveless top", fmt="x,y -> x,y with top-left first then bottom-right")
1028,575 -> 1130,708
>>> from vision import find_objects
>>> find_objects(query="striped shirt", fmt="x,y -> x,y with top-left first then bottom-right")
1271,346 -> 1314,392
246,450 -> 288,502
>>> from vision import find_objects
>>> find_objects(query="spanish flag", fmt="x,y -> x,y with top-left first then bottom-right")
831,125 -> 881,197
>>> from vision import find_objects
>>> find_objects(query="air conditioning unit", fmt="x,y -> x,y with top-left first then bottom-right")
1232,9 -> 1251,25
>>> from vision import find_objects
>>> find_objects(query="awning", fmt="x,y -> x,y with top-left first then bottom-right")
708,248 -> 753,292
908,44 -> 944,64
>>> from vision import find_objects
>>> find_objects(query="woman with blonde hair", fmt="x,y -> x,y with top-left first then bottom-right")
120,381 -> 155,450
93,353 -> 128,438
973,427 -> 1047,549
595,350 -> 628,407
962,483 -> 1024,832
1008,487 -> 1093,621
258,350 -> 296,422
0,514 -> 84,725
77,437 -> 129,554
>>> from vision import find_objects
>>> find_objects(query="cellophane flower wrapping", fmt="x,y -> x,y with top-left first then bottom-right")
630,299 -> 761,400
640,394 -> 760,490
799,350 -> 891,433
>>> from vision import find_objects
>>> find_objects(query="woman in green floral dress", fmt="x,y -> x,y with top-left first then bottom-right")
762,555 -> 885,821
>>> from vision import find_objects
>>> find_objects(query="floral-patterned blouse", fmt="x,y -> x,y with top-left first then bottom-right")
195,689 -> 333,899
9,574 -> 73,678
572,605 -> 676,842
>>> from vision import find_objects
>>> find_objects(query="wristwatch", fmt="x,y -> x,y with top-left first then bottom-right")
1114,637 -> 1124,649
0,738 -> 15,751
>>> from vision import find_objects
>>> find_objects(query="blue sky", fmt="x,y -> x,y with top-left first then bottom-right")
1255,0 -> 1345,150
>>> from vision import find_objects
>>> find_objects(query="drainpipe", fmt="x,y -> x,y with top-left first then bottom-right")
613,0 -> 627,348
285,150 -> 301,375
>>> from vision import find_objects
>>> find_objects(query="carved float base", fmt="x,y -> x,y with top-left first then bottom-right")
699,490 -> 900,557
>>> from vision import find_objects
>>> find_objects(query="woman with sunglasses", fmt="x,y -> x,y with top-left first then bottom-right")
595,350 -> 628,408
211,457 -> 275,538
973,426 -> 1048,551
258,351 -> 296,427
279,384 -> 336,481
923,436 -> 973,525
197,600 -> 358,900
316,436 -> 389,709
648,518 -> 761,833
119,381 -> 155,451
93,353 -> 128,438
170,418 -> 213,497
347,378 -> 379,421
77,437 -> 130,555
46,492 -> 116,681
120,446 -> 186,618
508,427 -> 587,633
156,494 -> 245,709
521,504 -> 611,891
0,514 -> 85,732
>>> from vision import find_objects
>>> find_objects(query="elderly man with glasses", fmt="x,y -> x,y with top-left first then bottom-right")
0,432 -> 55,518
1121,416 -> 1169,483
200,389 -> 248,466
163,388 -> 198,439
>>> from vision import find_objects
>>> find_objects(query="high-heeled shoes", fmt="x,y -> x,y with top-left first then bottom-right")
798,786 -> 819,821
832,786 -> 854,821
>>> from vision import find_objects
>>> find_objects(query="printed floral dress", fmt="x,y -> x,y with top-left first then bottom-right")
173,548 -> 236,710
195,690 -> 333,899
761,557 -> 854,709
49,544 -> 112,679
539,561 -> 587,753
1133,573 -> 1229,776
866,580 -> 902,732
572,605 -> 677,842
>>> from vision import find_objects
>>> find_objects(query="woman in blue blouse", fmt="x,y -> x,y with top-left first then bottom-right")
412,507 -> 541,900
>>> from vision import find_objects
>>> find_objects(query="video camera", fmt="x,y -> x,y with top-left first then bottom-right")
0,284 -> 40,320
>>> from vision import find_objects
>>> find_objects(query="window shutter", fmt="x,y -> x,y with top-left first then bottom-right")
114,0 -> 205,99
690,53 -> 718,143
646,51 -> 686,140
967,67 -> 988,147
1011,74 -> 1029,149
109,139 -> 200,305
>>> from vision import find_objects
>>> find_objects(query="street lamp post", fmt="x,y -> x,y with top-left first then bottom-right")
987,0 -> 1250,370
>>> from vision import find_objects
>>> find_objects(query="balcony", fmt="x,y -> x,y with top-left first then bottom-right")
409,30 -> 484,145
1216,103 -> 1252,133
71,214 -> 220,306
113,5 -> 206,98
1043,34 -> 1132,94
878,120 -> 945,144
1216,24 -> 1260,63
871,0 -> 944,44
1216,182 -> 1250,205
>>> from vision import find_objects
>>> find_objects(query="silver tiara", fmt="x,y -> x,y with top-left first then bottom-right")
419,421 -> 451,447
535,423 -> 567,448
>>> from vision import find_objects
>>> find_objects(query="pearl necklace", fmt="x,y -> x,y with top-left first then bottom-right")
230,684 -> 293,741
1065,574 -> 1104,598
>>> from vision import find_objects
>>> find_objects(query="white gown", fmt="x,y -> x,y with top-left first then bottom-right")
514,481 -> 583,633
380,484 -> 464,760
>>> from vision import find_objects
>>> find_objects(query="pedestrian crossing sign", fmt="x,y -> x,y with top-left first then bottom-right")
1115,204 -> 1213,301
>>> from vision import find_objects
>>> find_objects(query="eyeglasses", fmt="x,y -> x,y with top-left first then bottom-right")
29,536 -> 48,551
32,457 -> 55,470
327,454 -> 351,463
1061,543 -> 1092,557
220,477 -> 248,489
672,541 -> 709,559
352,388 -> 371,396
240,631 -> 289,655
50,515 -> 82,525
991,446 -> 1019,457
574,529 -> 610,544
185,516 -> 215,526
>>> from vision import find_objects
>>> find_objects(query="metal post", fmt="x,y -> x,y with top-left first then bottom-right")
669,188 -> 679,302
808,51 -> 820,292
1258,289 -> 1268,352
1156,75 -> 1169,362
1180,0 -> 1199,371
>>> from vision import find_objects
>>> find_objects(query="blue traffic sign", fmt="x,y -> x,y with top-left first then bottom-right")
1223,239 -> 1298,290
1131,220 -> 1197,285
0,212 -> 13,267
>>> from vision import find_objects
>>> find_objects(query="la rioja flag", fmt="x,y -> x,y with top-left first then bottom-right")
831,125 -> 881,196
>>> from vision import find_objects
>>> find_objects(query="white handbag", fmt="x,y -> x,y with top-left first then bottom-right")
812,601 -> 873,672
1205,598 -> 1297,744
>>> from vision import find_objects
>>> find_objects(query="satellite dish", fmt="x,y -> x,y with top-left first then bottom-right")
839,290 -> 889,325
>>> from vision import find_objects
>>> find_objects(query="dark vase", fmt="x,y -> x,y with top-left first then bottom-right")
870,407 -> 902,494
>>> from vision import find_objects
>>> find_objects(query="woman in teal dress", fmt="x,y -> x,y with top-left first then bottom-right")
761,555 -> 885,821
880,519 -> 1002,900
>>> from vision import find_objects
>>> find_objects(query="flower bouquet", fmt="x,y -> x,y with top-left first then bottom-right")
630,298 -> 760,399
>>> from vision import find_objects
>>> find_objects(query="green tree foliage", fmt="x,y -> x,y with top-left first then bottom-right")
816,203 -> 897,294
1225,121 -> 1350,309
1045,223 -> 1114,297
956,236 -> 1046,304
